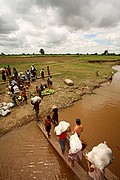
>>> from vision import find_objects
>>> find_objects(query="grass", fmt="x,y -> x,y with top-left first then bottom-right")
0,55 -> 118,93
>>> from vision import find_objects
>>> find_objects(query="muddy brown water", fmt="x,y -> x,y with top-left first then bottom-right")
0,65 -> 120,179
0,122 -> 79,180
59,65 -> 120,179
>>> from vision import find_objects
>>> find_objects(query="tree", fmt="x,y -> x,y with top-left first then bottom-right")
1,52 -> 5,56
103,50 -> 108,55
39,48 -> 45,55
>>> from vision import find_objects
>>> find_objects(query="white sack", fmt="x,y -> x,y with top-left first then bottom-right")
2,102 -> 7,106
13,85 -> 20,94
0,109 -> 11,116
8,85 -> 11,90
7,102 -> 14,108
86,142 -> 113,171
0,68 -> 5,73
13,85 -> 19,91
69,133 -> 82,154
2,106 -> 8,110
64,79 -> 74,86
54,121 -> 70,135
31,96 -> 41,104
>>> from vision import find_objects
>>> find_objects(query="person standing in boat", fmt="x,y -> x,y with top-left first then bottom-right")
86,157 -> 105,180
72,118 -> 83,137
58,130 -> 67,154
68,140 -> 87,167
44,115 -> 52,138
54,121 -> 70,155
51,105 -> 59,126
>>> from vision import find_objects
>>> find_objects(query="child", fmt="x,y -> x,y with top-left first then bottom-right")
52,105 -> 58,126
22,88 -> 27,103
44,115 -> 52,138
36,86 -> 38,93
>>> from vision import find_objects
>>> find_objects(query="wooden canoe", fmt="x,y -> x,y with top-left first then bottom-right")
37,122 -> 119,180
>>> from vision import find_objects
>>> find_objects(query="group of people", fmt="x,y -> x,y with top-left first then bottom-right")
44,109 -> 83,157
39,66 -> 53,88
1,64 -> 53,108
1,64 -> 52,84
9,77 -> 28,106
43,110 -> 105,180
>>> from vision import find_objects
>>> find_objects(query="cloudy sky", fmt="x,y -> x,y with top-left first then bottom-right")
0,0 -> 120,54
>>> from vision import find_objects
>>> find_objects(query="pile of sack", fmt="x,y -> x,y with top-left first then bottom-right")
69,133 -> 82,154
86,142 -> 113,171
13,85 -> 20,94
8,85 -> 20,94
54,120 -> 70,135
0,102 -> 14,116
31,96 -> 41,104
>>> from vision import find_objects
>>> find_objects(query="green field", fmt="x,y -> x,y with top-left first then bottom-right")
0,55 -> 119,93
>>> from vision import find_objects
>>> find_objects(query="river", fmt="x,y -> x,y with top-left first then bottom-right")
59,65 -> 120,178
0,66 -> 120,179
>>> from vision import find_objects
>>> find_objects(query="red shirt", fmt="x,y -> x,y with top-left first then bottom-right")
59,131 -> 67,140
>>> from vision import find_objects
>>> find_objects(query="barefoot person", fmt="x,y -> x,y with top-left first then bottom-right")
51,105 -> 59,126
86,157 -> 105,180
58,130 -> 67,154
21,87 -> 27,103
44,115 -> 52,138
31,96 -> 41,119
68,140 -> 87,167
54,121 -> 70,154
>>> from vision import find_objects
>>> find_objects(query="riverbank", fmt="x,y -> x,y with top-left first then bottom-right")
0,55 -> 116,136
0,75 -> 109,137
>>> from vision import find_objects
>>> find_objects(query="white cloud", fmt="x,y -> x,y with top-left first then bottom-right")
0,0 -> 120,54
